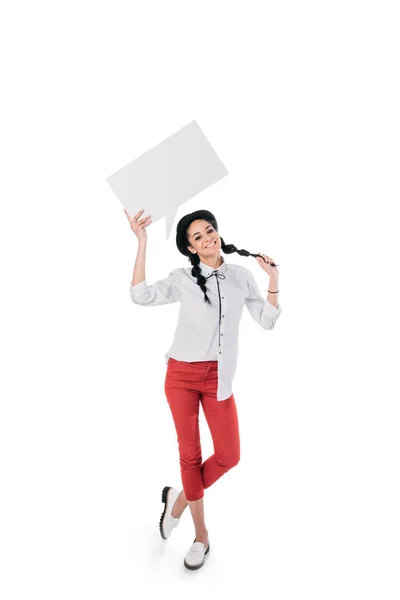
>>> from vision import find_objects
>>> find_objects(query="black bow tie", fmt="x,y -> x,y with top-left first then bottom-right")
206,270 -> 226,280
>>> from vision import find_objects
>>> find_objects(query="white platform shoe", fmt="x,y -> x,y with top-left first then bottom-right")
184,538 -> 210,570
159,486 -> 181,539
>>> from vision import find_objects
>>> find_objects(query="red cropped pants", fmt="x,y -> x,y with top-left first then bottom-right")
164,358 -> 240,501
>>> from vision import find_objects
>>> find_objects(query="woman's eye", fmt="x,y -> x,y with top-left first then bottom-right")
195,229 -> 213,241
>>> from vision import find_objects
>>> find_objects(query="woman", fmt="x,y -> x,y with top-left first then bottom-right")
125,207 -> 282,570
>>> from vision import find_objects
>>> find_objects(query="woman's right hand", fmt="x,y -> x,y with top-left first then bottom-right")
124,209 -> 152,242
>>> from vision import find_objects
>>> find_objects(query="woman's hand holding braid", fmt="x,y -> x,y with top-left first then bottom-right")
256,253 -> 280,279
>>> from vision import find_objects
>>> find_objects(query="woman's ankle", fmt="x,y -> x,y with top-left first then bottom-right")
195,529 -> 209,545
171,492 -> 187,518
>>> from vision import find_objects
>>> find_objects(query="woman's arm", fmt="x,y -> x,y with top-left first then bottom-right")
130,238 -> 182,306
131,237 -> 147,286
267,274 -> 279,308
244,269 -> 282,330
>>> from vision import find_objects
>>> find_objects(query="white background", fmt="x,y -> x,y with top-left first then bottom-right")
1,1 -> 399,598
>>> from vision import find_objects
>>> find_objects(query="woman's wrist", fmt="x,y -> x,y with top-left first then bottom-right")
268,275 -> 279,293
267,275 -> 279,308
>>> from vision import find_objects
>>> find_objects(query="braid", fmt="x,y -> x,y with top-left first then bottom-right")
189,252 -> 211,304
220,237 -> 261,260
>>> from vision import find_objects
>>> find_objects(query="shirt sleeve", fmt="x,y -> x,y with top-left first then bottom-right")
130,268 -> 182,306
244,269 -> 282,330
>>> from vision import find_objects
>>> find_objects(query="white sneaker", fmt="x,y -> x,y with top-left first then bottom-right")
159,486 -> 181,539
184,538 -> 210,570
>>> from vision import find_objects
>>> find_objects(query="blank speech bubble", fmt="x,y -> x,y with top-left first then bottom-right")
106,120 -> 228,238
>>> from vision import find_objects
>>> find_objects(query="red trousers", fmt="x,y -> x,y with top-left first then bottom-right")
164,358 -> 240,501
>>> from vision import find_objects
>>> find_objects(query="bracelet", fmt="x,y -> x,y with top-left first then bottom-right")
268,289 -> 279,293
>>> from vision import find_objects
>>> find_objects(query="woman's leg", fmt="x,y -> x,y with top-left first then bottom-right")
201,391 -> 241,490
174,392 -> 239,547
187,498 -> 209,547
167,395 -> 238,548
164,367 -> 209,543
170,491 -> 208,546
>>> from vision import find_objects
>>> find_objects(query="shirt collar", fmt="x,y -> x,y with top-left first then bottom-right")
199,255 -> 228,277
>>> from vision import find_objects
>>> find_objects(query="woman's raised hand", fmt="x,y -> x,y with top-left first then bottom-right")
255,252 -> 279,277
124,209 -> 152,242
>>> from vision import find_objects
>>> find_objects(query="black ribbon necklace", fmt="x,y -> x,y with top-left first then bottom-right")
206,270 -> 226,281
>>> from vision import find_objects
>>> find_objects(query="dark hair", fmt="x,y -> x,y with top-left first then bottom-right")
175,209 -> 276,305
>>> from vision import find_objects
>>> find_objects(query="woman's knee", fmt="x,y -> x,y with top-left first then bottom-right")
216,451 -> 240,470
229,452 -> 240,468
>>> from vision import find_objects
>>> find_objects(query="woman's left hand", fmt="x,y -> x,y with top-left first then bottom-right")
256,253 -> 279,278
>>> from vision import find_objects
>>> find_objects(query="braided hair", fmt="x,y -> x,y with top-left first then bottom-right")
175,209 -> 274,305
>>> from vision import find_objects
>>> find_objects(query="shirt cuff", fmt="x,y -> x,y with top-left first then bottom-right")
130,280 -> 148,298
265,300 -> 282,319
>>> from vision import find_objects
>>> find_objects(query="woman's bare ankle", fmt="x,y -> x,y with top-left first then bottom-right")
195,529 -> 209,547
171,490 -> 188,518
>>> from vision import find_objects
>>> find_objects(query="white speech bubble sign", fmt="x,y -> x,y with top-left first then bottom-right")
106,120 -> 228,238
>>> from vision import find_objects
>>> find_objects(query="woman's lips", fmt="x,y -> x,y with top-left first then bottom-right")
205,240 -> 217,249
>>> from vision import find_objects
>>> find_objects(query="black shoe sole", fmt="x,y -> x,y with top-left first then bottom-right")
159,486 -> 172,540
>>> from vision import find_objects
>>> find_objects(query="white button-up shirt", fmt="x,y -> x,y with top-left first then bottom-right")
129,255 -> 282,401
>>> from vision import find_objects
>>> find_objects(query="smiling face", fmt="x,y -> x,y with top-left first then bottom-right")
187,219 -> 221,263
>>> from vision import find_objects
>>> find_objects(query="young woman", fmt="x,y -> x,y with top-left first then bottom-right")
125,208 -> 282,570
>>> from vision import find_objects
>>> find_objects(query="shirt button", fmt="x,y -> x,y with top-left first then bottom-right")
221,333 -> 223,336
219,351 -> 222,354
